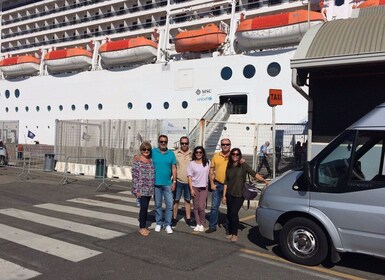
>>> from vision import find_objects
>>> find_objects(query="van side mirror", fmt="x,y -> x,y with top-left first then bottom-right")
303,161 -> 313,185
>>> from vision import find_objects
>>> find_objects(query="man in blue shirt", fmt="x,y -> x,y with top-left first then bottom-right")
152,135 -> 177,234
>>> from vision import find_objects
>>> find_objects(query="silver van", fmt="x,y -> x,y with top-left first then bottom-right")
256,103 -> 385,266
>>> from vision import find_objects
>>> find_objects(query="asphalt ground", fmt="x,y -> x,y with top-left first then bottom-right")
0,166 -> 384,280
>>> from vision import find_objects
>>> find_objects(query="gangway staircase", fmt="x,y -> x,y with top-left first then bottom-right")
188,103 -> 231,154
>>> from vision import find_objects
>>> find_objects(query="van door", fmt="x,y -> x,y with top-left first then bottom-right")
310,130 -> 385,257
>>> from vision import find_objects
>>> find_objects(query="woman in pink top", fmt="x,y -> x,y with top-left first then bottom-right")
187,146 -> 210,232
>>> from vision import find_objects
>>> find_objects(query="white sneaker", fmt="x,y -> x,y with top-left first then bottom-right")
199,225 -> 205,232
194,225 -> 204,232
155,225 -> 162,232
165,225 -> 173,234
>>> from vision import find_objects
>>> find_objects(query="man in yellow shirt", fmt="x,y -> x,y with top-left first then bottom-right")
206,138 -> 231,233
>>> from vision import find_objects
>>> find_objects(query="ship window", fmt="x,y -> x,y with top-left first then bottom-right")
163,102 -> 169,109
335,0 -> 344,6
146,102 -> 152,110
182,101 -> 188,109
47,105 -> 51,111
36,106 -> 40,112
15,107 -> 19,112
267,62 -> 281,77
219,95 -> 248,114
25,106 -> 29,112
5,107 -> 9,112
15,89 -> 20,98
5,90 -> 10,98
84,104 -> 89,111
59,105 -> 63,111
71,105 -> 76,111
98,103 -> 103,110
127,102 -> 133,109
221,67 -> 232,80
243,65 -> 256,79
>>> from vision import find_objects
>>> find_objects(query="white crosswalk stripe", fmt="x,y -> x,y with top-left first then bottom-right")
96,193 -> 155,205
0,258 -> 41,280
0,208 -> 125,240
0,224 -> 102,262
68,197 -> 141,212
35,203 -> 139,226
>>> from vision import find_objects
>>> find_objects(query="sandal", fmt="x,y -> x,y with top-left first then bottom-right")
230,235 -> 238,242
138,229 -> 149,237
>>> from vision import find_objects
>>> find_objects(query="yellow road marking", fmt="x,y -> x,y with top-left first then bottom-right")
240,248 -> 366,280
239,214 -> 255,222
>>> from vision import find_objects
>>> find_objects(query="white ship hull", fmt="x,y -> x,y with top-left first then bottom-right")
0,49 -> 307,145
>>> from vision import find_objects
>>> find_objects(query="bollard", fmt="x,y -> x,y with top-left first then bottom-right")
95,158 -> 107,178
43,154 -> 55,172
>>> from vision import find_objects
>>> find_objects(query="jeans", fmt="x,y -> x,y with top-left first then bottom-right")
154,185 -> 173,227
139,196 -> 151,229
174,181 -> 191,201
208,182 -> 224,230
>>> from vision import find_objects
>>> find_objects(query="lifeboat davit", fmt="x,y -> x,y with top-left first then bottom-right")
174,24 -> 226,53
99,37 -> 158,67
236,10 -> 325,51
0,55 -> 40,78
44,48 -> 92,73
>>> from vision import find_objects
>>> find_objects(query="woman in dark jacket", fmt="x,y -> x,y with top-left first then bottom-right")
222,148 -> 268,242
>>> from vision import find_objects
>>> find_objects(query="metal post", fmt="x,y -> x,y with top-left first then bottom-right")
272,107 -> 276,179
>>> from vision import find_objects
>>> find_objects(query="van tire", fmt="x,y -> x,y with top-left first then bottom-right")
280,217 -> 328,266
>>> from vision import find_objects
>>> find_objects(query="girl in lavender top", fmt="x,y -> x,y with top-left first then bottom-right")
132,141 -> 155,237
187,146 -> 210,232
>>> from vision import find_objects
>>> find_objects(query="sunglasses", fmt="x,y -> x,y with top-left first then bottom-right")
180,142 -> 189,145
141,148 -> 151,152
231,153 -> 240,156
195,151 -> 203,154
221,143 -> 231,146
159,141 -> 168,144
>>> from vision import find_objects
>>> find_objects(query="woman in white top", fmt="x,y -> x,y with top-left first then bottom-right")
187,146 -> 210,232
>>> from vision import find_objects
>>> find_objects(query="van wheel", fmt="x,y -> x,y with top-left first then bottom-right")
0,156 -> 5,166
279,217 -> 328,266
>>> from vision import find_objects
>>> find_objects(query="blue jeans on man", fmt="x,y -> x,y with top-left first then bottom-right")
154,185 -> 173,227
208,182 -> 224,230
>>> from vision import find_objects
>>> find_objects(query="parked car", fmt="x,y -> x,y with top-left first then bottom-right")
0,146 -> 9,166
256,102 -> 385,266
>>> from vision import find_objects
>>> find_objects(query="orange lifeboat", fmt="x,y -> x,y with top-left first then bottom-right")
236,10 -> 325,51
99,37 -> 158,67
0,55 -> 40,78
44,48 -> 92,73
175,24 -> 226,53
357,0 -> 385,8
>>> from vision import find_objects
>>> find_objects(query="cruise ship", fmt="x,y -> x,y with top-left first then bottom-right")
0,0 -> 362,148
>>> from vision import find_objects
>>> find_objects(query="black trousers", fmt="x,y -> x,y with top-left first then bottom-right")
139,196 -> 151,229
226,194 -> 244,236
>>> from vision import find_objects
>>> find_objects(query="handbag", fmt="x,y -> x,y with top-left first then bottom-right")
243,173 -> 259,200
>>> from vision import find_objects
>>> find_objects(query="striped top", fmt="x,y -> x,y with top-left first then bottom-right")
131,160 -> 155,197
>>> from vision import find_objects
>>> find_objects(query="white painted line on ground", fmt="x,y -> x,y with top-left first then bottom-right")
0,224 -> 101,262
96,194 -> 155,205
0,258 -> 41,280
0,208 -> 125,240
68,198 -> 141,213
34,203 -> 139,226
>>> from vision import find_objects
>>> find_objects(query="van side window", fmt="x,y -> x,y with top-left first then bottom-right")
351,131 -> 385,183
316,131 -> 354,188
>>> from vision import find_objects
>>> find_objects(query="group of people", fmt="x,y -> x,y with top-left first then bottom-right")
131,135 -> 268,242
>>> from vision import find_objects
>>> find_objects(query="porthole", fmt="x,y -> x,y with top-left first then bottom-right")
243,65 -> 256,79
224,126 -> 227,130
15,107 -> 19,112
163,102 -> 169,109
335,0 -> 344,6
221,67 -> 232,80
36,106 -> 40,112
84,104 -> 89,111
267,62 -> 281,77
59,105 -> 63,111
98,103 -> 103,110
25,106 -> 29,112
246,126 -> 250,131
71,104 -> 76,111
5,107 -> 9,112
47,105 -> 51,111
182,101 -> 188,109
146,102 -> 152,110
15,89 -> 20,98
5,90 -> 10,99
127,102 -> 133,109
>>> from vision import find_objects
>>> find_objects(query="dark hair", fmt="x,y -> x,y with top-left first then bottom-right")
192,146 -> 209,167
228,148 -> 242,168
158,134 -> 168,142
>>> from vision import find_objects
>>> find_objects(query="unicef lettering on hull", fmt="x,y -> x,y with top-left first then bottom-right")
256,102 -> 385,266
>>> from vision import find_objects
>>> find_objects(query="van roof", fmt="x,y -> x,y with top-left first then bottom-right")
349,103 -> 385,130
